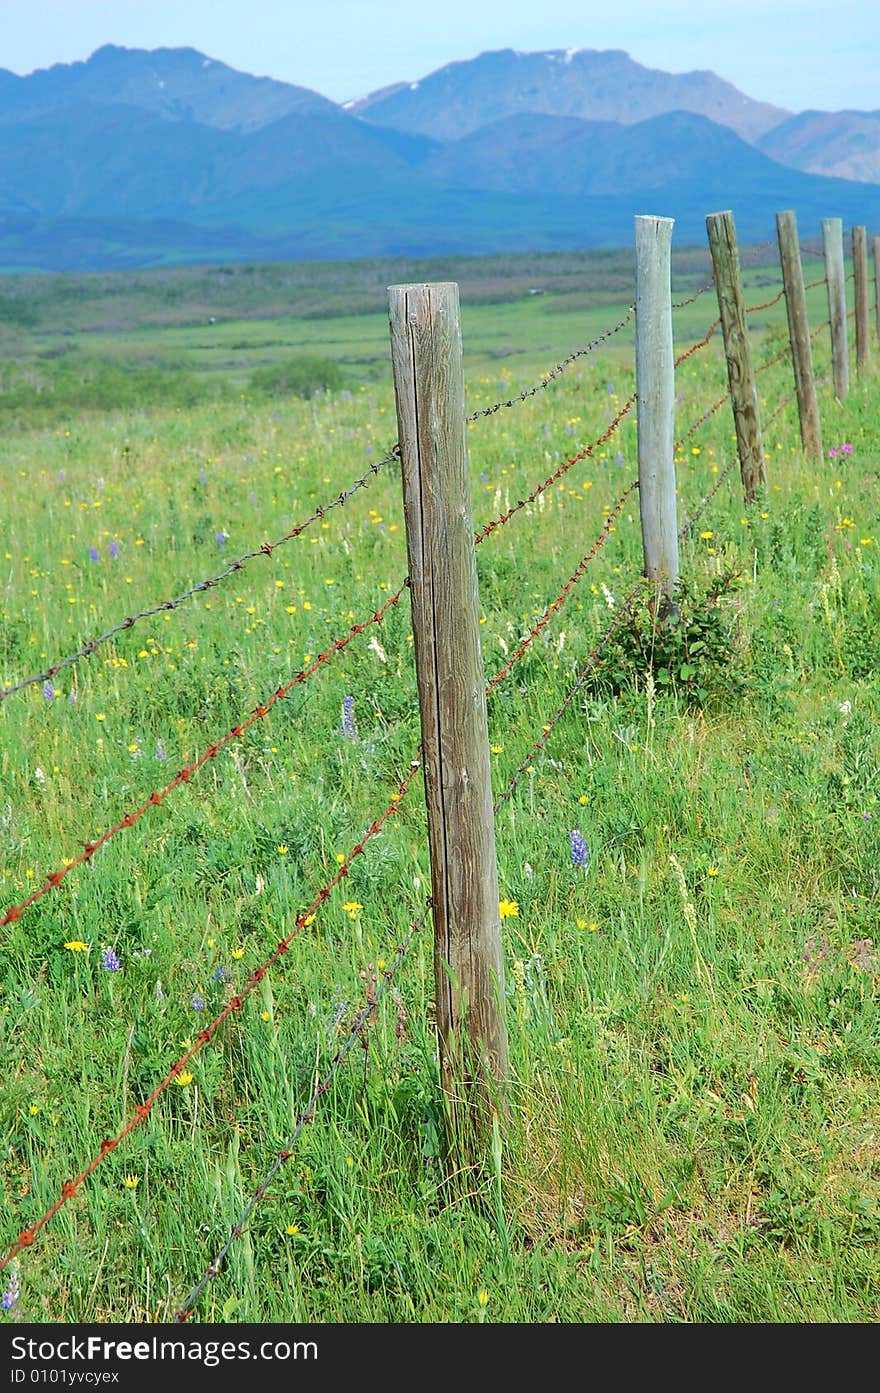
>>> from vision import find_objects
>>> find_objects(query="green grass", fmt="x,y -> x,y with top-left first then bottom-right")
1,248 -> 878,1324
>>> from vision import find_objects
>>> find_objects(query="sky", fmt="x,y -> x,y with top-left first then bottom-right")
1,0 -> 877,113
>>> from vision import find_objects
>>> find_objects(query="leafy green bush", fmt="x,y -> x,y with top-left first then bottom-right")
594,569 -> 749,706
247,354 -> 344,399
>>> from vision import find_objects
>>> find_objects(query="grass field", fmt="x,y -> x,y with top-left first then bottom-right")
1,242 -> 879,1324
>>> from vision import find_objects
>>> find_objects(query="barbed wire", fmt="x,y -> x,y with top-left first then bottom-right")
675,390 -> 731,450
485,479 -> 639,696
0,754 -> 424,1272
672,279 -> 715,309
493,455 -> 739,810
172,898 -> 431,1321
1,582 -> 410,930
0,449 -> 400,703
475,393 -> 637,544
674,318 -> 721,367
755,342 -> 793,376
465,306 -> 635,420
492,587 -> 643,810
745,286 -> 786,315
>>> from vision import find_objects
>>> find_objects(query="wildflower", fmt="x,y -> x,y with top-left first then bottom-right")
706,867 -> 719,878
175,1071 -> 194,1087
101,947 -> 121,972
211,966 -> 228,981
123,1175 -> 140,1189
215,531 -> 226,546
155,738 -> 167,760
108,540 -> 119,560
339,694 -> 359,741
342,901 -> 363,918
277,844 -> 289,855
499,899 -> 519,918
231,948 -> 245,960
64,940 -> 89,953
88,546 -> 100,563
569,830 -> 589,868
155,980 -> 164,1003
191,994 -> 205,1011
42,681 -> 54,700
478,1289 -> 489,1306
1,1272 -> 20,1310
285,1224 -> 299,1236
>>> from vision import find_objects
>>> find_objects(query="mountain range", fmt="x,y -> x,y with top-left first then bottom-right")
0,44 -> 877,272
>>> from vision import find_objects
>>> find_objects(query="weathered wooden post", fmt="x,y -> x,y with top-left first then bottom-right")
706,209 -> 766,503
852,225 -> 871,375
873,235 -> 880,346
635,215 -> 678,607
388,281 -> 508,1159
776,210 -> 823,461
822,217 -> 849,398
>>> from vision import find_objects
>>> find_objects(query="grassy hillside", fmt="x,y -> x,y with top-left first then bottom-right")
0,252 -> 878,1324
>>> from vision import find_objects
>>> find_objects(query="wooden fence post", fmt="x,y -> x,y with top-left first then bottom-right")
388,281 -> 508,1158
852,225 -> 871,375
873,235 -> 880,346
822,217 -> 850,399
706,209 -> 766,503
634,215 -> 678,604
775,210 -> 823,461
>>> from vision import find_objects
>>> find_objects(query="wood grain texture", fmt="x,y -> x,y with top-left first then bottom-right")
388,282 -> 508,1143
852,225 -> 871,375
823,217 -> 850,400
634,215 -> 679,597
706,210 -> 766,503
776,210 -> 823,462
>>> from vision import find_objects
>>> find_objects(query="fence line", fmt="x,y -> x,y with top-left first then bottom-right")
475,393 -> 637,543
172,898 -> 431,1322
0,449 -> 399,703
0,751 -> 425,1272
466,304 -> 636,419
0,582 -> 410,929
1,205 -> 872,1296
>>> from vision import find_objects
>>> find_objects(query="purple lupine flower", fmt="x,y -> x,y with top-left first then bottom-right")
215,531 -> 226,547
108,540 -> 119,560
88,546 -> 100,563
569,829 -> 589,868
615,451 -> 625,469
68,689 -> 77,705
43,681 -> 54,700
339,694 -> 359,741
191,994 -> 205,1011
155,738 -> 167,760
199,469 -> 207,486
1,1271 -> 19,1310
101,947 -> 121,972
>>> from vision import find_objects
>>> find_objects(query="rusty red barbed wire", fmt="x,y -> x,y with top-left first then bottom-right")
493,456 -> 739,809
475,393 -> 637,543
484,479 -> 639,697
745,286 -> 786,315
465,305 -> 636,420
172,899 -> 431,1321
0,756 -> 424,1272
492,585 -> 644,810
675,390 -> 731,449
674,318 -> 721,367
0,449 -> 400,703
755,343 -> 793,375
0,582 -> 410,931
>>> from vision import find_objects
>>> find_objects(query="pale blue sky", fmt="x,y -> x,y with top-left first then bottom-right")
1,0 -> 877,114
